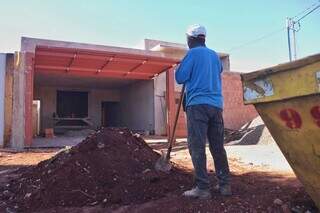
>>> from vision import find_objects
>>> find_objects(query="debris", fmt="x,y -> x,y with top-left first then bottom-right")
273,198 -> 284,205
24,193 -> 31,199
97,142 -> 105,149
142,168 -> 151,174
90,201 -> 98,206
225,116 -> 276,145
3,128 -> 189,212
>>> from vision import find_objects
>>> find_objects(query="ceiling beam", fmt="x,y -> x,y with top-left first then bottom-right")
36,69 -> 152,80
66,52 -> 77,72
97,56 -> 114,73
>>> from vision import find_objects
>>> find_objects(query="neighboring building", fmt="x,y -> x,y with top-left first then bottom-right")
0,37 -> 257,149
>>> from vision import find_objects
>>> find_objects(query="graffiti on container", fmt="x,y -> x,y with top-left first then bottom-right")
279,108 -> 302,129
279,105 -> 320,129
243,79 -> 274,101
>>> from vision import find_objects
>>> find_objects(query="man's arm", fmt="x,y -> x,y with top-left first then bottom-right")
175,51 -> 194,84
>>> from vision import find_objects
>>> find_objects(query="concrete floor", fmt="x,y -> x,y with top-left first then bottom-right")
32,136 -> 85,148
225,144 -> 292,172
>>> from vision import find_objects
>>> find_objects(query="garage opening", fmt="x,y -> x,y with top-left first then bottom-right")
30,45 -> 179,147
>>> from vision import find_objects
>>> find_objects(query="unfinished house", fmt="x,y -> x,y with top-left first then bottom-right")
0,37 -> 257,149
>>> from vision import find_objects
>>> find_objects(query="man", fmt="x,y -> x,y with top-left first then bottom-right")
175,24 -> 231,199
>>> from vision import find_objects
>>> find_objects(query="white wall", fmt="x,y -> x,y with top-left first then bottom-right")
0,54 -> 5,147
154,72 -> 167,135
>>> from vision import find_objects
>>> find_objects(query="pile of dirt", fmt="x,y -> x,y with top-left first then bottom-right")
2,128 -> 191,212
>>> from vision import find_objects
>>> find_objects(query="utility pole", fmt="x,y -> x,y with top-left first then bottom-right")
286,2 -> 320,61
286,18 -> 293,61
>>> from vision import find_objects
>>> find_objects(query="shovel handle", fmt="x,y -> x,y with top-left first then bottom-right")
166,84 -> 186,160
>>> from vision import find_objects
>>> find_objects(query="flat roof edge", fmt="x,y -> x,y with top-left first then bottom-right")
21,37 -> 175,59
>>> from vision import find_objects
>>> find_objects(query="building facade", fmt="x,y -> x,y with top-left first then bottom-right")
0,37 -> 257,149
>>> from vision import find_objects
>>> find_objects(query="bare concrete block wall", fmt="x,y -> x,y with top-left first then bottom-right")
0,54 -> 6,147
222,72 -> 258,129
119,80 -> 155,132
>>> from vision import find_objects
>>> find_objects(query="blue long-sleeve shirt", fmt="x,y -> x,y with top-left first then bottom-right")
175,46 -> 223,109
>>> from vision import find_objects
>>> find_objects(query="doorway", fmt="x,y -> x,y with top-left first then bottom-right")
101,102 -> 120,127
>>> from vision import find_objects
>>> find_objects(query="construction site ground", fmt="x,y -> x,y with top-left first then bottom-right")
0,133 -> 317,213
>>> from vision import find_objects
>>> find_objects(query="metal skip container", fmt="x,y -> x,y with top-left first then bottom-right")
241,53 -> 320,208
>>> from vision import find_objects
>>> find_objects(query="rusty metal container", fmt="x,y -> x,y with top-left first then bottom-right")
241,53 -> 320,208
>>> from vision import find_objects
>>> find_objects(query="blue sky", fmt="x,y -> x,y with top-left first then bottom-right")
0,0 -> 319,71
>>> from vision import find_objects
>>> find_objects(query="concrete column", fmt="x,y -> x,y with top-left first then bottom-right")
11,52 -> 26,149
0,54 -> 6,147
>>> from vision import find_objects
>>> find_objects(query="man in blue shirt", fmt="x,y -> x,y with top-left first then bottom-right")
176,24 -> 231,199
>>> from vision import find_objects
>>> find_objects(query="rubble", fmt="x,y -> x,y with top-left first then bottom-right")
2,128 -> 190,212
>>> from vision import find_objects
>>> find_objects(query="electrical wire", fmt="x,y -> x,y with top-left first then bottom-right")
292,1 -> 319,19
296,4 -> 320,22
227,2 -> 320,52
228,27 -> 286,51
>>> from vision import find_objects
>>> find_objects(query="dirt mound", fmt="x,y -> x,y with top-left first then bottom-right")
3,128 -> 191,212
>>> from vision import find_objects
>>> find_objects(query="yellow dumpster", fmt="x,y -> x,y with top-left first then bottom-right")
241,53 -> 320,208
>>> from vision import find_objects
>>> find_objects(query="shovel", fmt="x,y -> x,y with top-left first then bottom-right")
155,84 -> 186,172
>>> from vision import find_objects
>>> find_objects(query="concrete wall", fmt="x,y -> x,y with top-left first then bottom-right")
4,54 -> 14,147
34,86 -> 121,132
154,72 -> 167,135
0,54 -> 6,147
119,80 -> 155,132
11,52 -> 27,149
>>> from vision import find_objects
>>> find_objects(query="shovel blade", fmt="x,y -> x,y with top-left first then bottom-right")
154,151 -> 172,173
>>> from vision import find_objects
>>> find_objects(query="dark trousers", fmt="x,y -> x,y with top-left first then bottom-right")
186,104 -> 230,190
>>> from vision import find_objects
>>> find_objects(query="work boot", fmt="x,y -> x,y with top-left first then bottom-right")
182,187 -> 212,200
214,184 -> 232,196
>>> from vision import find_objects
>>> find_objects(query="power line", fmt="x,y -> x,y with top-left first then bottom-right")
296,4 -> 320,22
287,2 -> 320,61
228,27 -> 286,52
292,2 -> 319,19
227,1 -> 320,53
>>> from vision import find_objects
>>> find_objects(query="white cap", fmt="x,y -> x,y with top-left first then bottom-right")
186,24 -> 206,38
